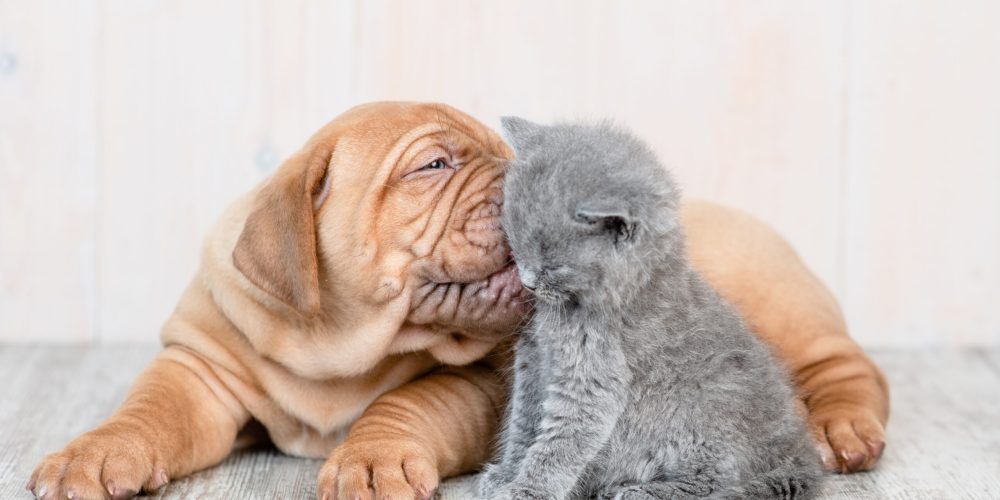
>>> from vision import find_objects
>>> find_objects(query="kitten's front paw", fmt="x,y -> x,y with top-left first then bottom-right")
477,463 -> 516,498
596,484 -> 646,500
610,489 -> 656,500
598,481 -> 705,500
487,482 -> 553,500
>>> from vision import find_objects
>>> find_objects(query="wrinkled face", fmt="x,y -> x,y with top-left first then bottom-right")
396,123 -> 531,338
317,103 -> 531,343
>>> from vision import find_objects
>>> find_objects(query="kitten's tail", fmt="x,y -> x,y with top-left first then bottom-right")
713,456 -> 824,500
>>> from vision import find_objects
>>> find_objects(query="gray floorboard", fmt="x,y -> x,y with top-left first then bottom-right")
1,346 -> 997,499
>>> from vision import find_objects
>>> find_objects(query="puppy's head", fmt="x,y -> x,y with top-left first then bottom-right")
233,102 -> 530,359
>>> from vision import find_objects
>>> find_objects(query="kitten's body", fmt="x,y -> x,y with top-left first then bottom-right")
480,119 -> 822,500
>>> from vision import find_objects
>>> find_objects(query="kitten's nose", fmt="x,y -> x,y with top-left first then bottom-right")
518,267 -> 538,290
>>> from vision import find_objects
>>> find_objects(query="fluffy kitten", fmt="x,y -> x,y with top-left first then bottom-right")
478,118 -> 823,500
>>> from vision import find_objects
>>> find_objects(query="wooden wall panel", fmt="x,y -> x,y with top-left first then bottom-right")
93,0 -> 361,341
350,1 -> 848,296
1,0 -> 998,347
0,0 -> 98,342
93,0 -> 259,341
844,0 -> 1000,347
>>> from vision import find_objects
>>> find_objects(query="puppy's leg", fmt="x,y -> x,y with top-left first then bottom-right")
795,336 -> 888,473
318,361 -> 506,500
28,347 -> 248,499
682,200 -> 889,473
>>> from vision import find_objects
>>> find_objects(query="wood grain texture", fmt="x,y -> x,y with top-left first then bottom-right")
1,345 -> 997,499
349,0 -> 849,298
1,0 -> 999,347
94,0 -> 265,340
0,0 -> 98,342
842,0 -> 1000,348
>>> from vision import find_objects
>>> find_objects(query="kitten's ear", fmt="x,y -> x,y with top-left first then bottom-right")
575,206 -> 637,245
500,116 -> 544,153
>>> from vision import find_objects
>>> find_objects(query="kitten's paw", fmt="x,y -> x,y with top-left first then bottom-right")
487,483 -> 553,500
599,482 -> 698,500
601,486 -> 656,500
809,407 -> 886,473
477,463 -> 516,498
613,492 -> 656,500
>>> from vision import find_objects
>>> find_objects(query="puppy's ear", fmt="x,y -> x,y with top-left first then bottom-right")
233,147 -> 333,316
500,116 -> 544,154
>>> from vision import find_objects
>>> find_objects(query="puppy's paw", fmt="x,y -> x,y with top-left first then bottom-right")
28,429 -> 167,500
477,462 -> 516,498
317,437 -> 438,500
809,406 -> 886,473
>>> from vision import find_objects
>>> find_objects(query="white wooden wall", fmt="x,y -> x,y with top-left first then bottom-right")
1,1 -> 998,347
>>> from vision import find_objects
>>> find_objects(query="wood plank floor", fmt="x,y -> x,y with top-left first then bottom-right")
1,346 -> 997,499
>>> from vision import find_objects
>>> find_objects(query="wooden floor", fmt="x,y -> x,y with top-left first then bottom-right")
1,346 -> 997,499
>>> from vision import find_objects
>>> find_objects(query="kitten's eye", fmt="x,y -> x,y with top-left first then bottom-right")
421,158 -> 450,171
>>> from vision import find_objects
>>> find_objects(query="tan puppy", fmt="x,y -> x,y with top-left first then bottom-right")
28,102 -> 887,500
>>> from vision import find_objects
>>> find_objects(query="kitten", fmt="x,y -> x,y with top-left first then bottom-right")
478,118 -> 823,500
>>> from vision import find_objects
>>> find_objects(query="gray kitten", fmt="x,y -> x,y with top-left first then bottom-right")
478,118 -> 823,500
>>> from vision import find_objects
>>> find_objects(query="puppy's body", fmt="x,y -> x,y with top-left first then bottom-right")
29,103 -> 886,500
30,103 -> 527,499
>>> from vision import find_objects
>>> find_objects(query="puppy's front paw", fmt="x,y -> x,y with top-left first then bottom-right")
28,428 -> 167,500
810,406 -> 886,473
317,435 -> 438,500
477,462 -> 516,498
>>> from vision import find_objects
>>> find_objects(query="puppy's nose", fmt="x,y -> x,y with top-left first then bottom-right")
519,267 -> 538,290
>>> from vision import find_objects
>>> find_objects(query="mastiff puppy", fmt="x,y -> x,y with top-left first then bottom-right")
29,102 -> 888,500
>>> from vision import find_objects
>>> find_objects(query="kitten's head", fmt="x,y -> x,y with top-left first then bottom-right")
500,117 -> 681,308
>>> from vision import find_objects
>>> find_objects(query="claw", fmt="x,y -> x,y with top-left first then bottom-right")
839,449 -> 866,472
866,439 -> 886,461
108,482 -> 138,500
817,444 -> 836,470
149,469 -> 169,490
414,485 -> 434,500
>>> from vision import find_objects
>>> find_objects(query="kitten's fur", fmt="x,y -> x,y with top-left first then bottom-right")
478,118 -> 823,500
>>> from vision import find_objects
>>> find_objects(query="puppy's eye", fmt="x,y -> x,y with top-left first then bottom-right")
421,158 -> 450,171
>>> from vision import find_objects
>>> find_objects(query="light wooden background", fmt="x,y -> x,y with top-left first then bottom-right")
1,1 -> 998,347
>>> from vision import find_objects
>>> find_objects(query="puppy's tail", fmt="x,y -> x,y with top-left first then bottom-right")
713,456 -> 824,500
